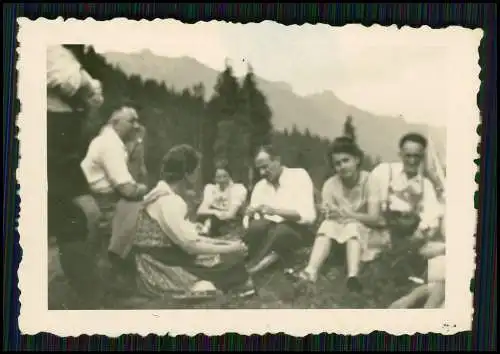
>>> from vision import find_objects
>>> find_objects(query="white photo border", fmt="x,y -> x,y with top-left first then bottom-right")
16,17 -> 481,337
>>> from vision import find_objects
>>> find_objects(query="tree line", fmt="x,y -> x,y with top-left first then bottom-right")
65,45 -> 380,192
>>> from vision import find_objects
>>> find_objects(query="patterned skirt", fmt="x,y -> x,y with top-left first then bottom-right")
133,211 -> 249,298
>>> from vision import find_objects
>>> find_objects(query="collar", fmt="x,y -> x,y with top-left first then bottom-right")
265,166 -> 288,188
101,125 -> 127,151
391,162 -> 422,182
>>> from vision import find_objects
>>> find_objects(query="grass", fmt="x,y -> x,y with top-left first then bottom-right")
48,234 -> 419,310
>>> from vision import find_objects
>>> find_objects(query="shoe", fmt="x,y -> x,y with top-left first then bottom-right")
346,276 -> 363,292
247,252 -> 279,274
232,278 -> 257,299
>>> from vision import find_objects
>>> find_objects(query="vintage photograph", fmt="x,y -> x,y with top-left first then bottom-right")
18,19 -> 479,336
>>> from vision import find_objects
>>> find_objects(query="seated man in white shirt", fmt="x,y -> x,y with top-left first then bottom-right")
80,104 -> 149,271
243,145 -> 317,274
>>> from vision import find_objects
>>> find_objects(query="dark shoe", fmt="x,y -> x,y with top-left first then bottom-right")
346,276 -> 363,293
231,278 -> 257,299
247,252 -> 280,275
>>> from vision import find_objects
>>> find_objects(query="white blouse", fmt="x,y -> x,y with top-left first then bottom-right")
199,182 -> 248,213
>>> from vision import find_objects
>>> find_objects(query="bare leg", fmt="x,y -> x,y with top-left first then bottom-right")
424,281 -> 445,308
346,238 -> 361,278
388,284 -> 430,309
303,236 -> 332,281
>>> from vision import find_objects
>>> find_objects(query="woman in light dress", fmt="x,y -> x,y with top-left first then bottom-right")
196,160 -> 248,237
132,145 -> 256,300
290,137 -> 390,292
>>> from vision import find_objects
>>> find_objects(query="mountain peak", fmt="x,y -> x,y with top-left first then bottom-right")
99,50 -> 446,161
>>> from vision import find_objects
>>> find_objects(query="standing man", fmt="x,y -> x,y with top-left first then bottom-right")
80,105 -> 149,276
47,45 -> 105,308
243,145 -> 317,274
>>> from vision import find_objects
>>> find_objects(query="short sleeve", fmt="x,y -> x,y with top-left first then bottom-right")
419,178 -> 443,230
231,184 -> 248,207
201,184 -> 215,205
320,177 -> 336,206
366,163 -> 388,205
249,181 -> 264,207
294,169 -> 317,224
98,141 -> 135,187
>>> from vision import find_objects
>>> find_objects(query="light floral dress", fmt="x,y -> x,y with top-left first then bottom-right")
317,171 -> 390,262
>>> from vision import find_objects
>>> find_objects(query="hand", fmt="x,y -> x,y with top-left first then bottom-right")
338,207 -> 354,219
410,229 -> 431,248
322,205 -> 342,220
259,205 -> 277,216
245,206 -> 259,216
419,241 -> 445,259
217,211 -> 231,221
235,241 -> 249,255
136,183 -> 148,196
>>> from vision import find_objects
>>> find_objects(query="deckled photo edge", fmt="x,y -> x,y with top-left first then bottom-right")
15,17 -> 481,337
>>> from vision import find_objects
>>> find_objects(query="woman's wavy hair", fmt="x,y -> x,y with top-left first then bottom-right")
159,144 -> 201,183
326,136 -> 364,170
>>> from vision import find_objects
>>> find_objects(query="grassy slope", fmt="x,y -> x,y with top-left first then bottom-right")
48,235 -> 417,310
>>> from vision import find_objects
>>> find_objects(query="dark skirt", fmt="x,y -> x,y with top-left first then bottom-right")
134,211 -> 250,293
133,246 -> 248,293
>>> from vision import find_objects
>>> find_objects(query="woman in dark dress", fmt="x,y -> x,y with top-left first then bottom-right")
132,145 -> 257,300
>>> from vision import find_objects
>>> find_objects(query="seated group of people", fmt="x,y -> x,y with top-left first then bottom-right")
47,45 -> 445,308
75,101 -> 445,306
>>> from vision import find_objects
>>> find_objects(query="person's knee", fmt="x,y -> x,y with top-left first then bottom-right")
245,219 -> 270,239
346,237 -> 361,248
269,223 -> 299,254
313,235 -> 332,249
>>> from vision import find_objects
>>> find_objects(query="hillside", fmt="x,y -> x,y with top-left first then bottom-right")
101,49 -> 446,162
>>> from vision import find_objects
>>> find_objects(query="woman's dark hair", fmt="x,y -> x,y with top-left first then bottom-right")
399,132 -> 428,149
326,136 -> 364,169
214,158 -> 232,177
160,144 -> 201,183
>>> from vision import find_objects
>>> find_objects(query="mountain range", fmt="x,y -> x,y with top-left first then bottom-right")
100,49 -> 447,162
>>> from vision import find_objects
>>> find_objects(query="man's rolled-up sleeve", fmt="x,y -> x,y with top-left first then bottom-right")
294,170 -> 317,225
99,144 -> 136,187
418,179 -> 443,231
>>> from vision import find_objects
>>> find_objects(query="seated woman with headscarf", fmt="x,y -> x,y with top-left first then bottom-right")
196,160 -> 248,237
287,137 -> 390,292
131,145 -> 256,300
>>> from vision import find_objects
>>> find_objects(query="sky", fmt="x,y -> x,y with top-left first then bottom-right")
93,20 -> 482,128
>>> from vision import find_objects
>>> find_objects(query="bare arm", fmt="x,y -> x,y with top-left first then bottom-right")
99,144 -> 147,200
348,167 -> 386,228
220,185 -> 248,220
196,185 -> 218,217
